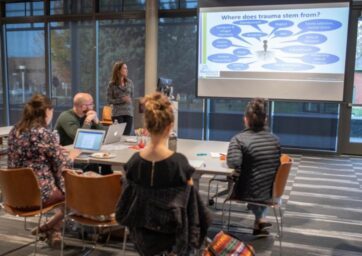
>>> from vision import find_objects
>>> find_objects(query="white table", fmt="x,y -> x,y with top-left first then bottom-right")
70,138 -> 233,189
0,126 -> 13,153
0,126 -> 13,138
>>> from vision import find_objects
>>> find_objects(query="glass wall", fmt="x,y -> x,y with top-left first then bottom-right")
50,0 -> 93,15
208,99 -> 248,141
0,0 -> 353,152
0,38 -> 3,127
98,19 -> 145,107
5,1 -> 44,17
100,0 -> 146,11
50,21 -> 96,123
6,23 -> 46,125
272,101 -> 339,150
159,0 -> 197,9
158,17 -> 203,139
350,17 -> 362,143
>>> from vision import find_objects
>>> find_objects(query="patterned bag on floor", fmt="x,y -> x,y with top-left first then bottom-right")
203,231 -> 256,256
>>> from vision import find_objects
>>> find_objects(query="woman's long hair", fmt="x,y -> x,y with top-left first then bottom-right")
110,61 -> 128,86
16,93 -> 53,134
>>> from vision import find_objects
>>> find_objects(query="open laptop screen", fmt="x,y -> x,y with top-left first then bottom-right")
73,129 -> 105,152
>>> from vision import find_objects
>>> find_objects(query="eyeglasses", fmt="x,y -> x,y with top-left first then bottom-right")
83,103 -> 94,107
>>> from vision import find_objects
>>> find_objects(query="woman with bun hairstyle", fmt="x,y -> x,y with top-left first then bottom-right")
227,98 -> 281,236
107,60 -> 134,135
116,92 -> 210,255
7,94 -> 80,248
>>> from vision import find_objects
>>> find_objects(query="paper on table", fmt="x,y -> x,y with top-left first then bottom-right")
210,152 -> 226,158
189,160 -> 205,168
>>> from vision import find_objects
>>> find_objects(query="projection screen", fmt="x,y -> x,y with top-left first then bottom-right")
197,2 -> 350,101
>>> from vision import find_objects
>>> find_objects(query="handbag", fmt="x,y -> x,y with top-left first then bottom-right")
203,231 -> 256,256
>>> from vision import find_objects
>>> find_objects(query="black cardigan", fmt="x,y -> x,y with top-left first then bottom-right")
116,181 -> 211,255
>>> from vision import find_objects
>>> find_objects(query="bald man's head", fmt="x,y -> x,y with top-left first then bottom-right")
73,93 -> 94,116
73,93 -> 93,107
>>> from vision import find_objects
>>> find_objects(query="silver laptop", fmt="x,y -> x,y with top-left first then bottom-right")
103,122 -> 127,144
73,129 -> 106,154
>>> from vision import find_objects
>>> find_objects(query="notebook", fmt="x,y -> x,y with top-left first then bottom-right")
73,129 -> 106,154
103,122 -> 127,144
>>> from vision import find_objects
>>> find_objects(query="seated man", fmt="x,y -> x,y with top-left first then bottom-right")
227,98 -> 281,236
55,93 -> 112,174
55,92 -> 103,146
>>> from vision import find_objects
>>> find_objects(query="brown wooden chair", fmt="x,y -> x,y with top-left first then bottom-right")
100,105 -> 113,126
60,170 -> 126,255
221,154 -> 293,255
0,168 -> 64,255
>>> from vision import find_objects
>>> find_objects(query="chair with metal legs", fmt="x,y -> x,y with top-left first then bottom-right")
221,154 -> 293,255
0,168 -> 64,255
60,170 -> 127,256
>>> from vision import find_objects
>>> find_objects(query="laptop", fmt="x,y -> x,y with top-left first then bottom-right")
73,129 -> 106,156
103,122 -> 127,144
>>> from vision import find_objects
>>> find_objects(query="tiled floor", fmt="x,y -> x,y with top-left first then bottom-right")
1,153 -> 362,255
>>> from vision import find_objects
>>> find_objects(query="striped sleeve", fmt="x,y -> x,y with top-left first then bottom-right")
227,135 -> 243,170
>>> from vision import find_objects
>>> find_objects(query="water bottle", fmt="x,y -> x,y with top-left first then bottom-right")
168,132 -> 177,152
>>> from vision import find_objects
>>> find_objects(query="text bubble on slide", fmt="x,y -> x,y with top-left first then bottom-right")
262,59 -> 314,71
208,53 -> 239,63
212,39 -> 247,49
210,24 -> 251,45
296,19 -> 342,35
302,53 -> 339,65
284,33 -> 327,45
242,32 -> 268,41
227,63 -> 250,70
272,30 -> 293,39
269,20 -> 294,36
279,45 -> 320,54
233,48 -> 251,57
233,20 -> 268,32
212,39 -> 233,49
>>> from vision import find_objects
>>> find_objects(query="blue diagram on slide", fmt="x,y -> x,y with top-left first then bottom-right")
199,7 -> 349,76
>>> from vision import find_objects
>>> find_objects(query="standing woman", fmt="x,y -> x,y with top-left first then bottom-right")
7,94 -> 80,248
107,61 -> 134,135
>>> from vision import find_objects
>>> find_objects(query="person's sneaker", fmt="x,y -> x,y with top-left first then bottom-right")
258,222 -> 272,230
252,228 -> 270,236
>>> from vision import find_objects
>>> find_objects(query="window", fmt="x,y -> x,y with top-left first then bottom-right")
100,0 -> 145,11
98,19 -> 146,107
5,2 -> 44,17
6,23 -> 46,125
50,21 -> 96,123
158,17 -> 203,139
159,0 -> 197,9
208,99 -> 248,141
0,38 -> 3,126
50,0 -> 93,15
272,101 -> 339,150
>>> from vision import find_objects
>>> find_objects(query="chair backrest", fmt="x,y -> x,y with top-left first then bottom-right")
273,154 -> 293,198
62,170 -> 122,216
0,168 -> 42,209
102,106 -> 112,122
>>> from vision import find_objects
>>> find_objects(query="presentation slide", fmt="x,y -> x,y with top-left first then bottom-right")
198,3 -> 350,101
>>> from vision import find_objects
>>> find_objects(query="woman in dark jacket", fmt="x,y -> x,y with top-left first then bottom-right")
227,98 -> 281,236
